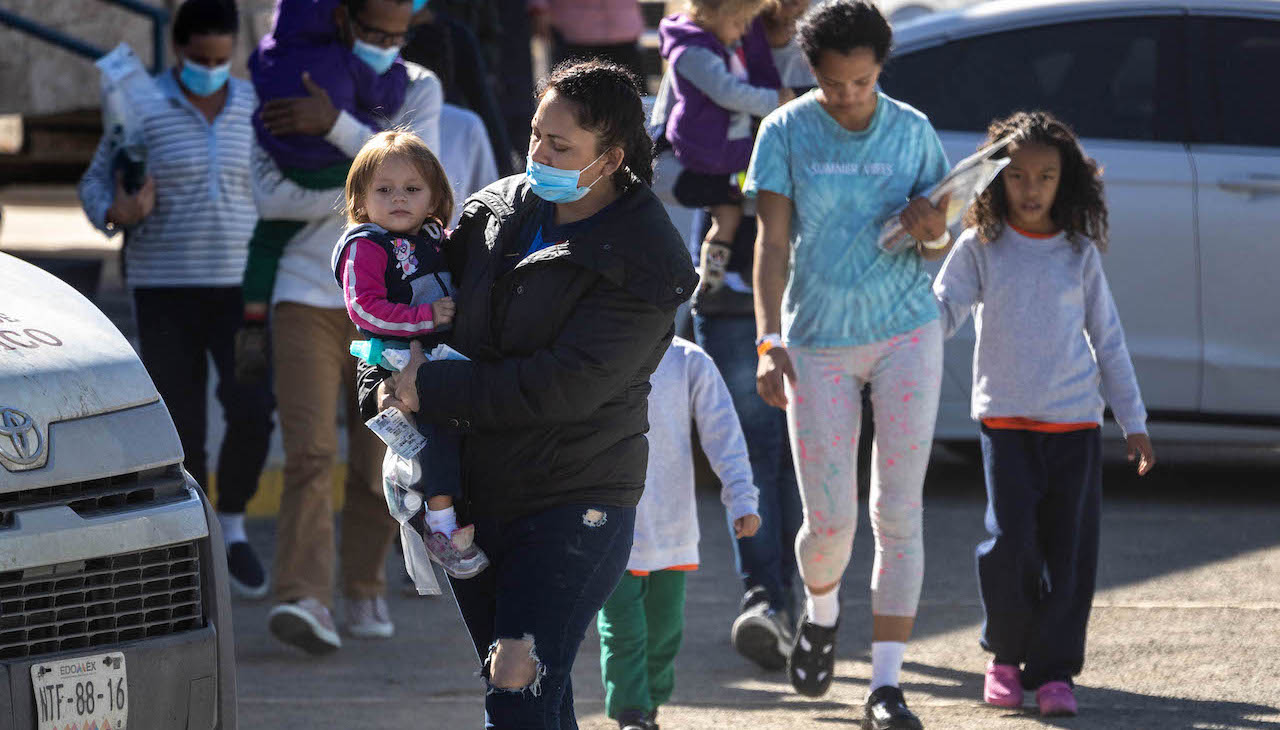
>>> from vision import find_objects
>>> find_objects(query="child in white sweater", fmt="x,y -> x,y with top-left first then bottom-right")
597,336 -> 760,730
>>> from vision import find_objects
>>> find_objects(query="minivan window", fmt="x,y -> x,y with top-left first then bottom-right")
1209,18 -> 1280,147
882,18 -> 1185,142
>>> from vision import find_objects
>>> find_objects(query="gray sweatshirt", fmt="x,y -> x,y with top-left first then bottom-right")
632,337 -> 758,572
933,226 -> 1148,436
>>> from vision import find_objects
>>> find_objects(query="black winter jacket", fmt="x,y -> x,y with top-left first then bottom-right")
359,176 -> 698,523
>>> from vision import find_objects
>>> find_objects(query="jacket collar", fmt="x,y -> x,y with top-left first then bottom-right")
469,176 -> 699,309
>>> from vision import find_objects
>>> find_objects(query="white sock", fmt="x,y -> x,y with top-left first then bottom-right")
217,512 -> 247,545
426,506 -> 458,536
805,586 -> 840,628
870,641 -> 906,691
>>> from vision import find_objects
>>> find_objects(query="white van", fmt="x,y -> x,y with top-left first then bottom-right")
0,252 -> 236,729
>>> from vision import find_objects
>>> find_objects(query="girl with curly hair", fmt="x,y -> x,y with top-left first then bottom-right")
933,110 -> 1157,717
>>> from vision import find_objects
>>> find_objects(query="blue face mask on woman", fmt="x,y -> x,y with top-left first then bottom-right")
352,38 -> 402,75
179,59 -> 231,97
412,0 -> 428,11
525,152 -> 608,204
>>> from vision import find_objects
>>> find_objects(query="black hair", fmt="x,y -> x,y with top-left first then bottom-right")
796,0 -> 892,68
536,59 -> 654,190
172,0 -> 239,46
342,0 -> 412,17
965,110 -> 1109,251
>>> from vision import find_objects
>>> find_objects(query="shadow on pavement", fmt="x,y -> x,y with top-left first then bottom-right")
897,661 -> 1280,730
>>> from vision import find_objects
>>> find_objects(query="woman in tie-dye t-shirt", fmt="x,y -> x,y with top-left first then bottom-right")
745,1 -> 952,726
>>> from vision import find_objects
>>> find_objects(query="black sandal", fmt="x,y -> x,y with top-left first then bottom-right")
865,685 -> 924,730
787,613 -> 838,697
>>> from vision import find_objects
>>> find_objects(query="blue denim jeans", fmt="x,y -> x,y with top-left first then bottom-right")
413,413 -> 462,501
450,503 -> 636,729
693,313 -> 802,614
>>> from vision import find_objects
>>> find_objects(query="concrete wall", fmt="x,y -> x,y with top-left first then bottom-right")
0,0 -> 276,117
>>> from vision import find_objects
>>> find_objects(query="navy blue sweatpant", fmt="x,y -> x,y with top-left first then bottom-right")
976,424 -> 1102,689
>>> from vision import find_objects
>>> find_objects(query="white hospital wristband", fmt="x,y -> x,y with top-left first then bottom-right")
921,230 -> 952,250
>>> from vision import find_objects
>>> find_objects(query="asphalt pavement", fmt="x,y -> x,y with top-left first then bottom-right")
6,186 -> 1279,729
231,449 -> 1280,730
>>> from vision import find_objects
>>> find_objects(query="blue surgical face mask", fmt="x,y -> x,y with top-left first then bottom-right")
352,38 -> 402,75
179,59 -> 231,97
525,152 -> 608,204
412,0 -> 428,11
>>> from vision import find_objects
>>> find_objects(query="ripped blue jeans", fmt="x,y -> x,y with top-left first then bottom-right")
450,502 -> 636,729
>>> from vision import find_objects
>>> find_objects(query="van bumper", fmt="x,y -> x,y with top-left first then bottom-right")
0,473 -> 237,730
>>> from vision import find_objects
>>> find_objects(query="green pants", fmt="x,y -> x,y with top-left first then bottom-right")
597,570 -> 687,719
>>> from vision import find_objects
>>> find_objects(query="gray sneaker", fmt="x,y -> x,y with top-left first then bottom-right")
268,597 -> 341,655
423,524 -> 490,579
731,601 -> 793,671
344,595 -> 394,639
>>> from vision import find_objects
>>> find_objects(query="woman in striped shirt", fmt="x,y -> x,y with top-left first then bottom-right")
78,0 -> 274,600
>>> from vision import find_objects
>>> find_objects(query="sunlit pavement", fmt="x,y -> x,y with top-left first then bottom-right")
6,187 -> 1278,729
233,448 -> 1280,729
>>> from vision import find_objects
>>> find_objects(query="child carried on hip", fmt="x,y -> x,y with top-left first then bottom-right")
331,129 -> 488,581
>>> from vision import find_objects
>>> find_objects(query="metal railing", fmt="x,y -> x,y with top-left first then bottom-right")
0,0 -> 169,73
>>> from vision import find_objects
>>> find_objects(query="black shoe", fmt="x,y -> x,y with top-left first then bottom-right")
731,601 -> 792,671
864,685 -> 924,730
617,709 -> 650,730
226,541 -> 269,600
740,585 -> 770,613
787,614 -> 837,697
645,708 -> 659,730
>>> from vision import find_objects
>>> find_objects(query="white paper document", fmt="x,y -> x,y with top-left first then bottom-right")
879,133 -> 1017,253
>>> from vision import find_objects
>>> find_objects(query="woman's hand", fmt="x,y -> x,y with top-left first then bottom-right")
387,340 -> 429,413
106,172 -> 156,227
260,72 -> 340,137
734,513 -> 761,539
375,379 -> 411,414
1126,433 -> 1156,476
756,347 -> 797,410
899,192 -> 950,243
431,297 -> 456,328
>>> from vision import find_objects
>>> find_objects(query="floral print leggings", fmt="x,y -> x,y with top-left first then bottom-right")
785,320 -> 943,616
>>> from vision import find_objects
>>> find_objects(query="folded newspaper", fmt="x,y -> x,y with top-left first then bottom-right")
878,133 -> 1017,253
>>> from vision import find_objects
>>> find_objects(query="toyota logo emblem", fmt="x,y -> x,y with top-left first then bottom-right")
0,407 -> 44,466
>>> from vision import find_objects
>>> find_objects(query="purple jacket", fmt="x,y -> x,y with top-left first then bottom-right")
659,15 -> 781,175
250,0 -> 410,170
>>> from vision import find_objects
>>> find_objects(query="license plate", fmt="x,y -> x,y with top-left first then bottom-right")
30,652 -> 128,730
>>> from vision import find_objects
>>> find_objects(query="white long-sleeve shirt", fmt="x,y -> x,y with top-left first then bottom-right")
254,61 -> 443,310
933,226 -> 1148,435
630,337 -> 758,573
438,103 -> 499,228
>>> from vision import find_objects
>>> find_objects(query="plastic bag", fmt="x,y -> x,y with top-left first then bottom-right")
878,133 -> 1017,253
95,44 -> 159,194
382,449 -> 442,596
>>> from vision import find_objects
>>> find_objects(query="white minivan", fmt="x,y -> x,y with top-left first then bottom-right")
878,0 -> 1280,444
0,252 -> 236,729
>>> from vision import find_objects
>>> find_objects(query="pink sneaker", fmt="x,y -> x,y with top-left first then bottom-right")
423,524 -> 490,579
1036,681 -> 1078,716
983,662 -> 1023,707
